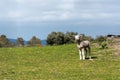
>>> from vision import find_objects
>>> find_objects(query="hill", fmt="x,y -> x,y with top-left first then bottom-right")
0,44 -> 119,80
41,40 -> 46,45
8,39 -> 28,45
9,39 -> 46,45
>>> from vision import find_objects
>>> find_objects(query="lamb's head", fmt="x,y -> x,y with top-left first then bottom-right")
75,35 -> 80,40
75,35 -> 82,41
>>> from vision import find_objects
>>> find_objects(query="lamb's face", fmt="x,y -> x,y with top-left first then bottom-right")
75,35 -> 80,41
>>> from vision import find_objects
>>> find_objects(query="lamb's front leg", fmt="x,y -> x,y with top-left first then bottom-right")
82,48 -> 85,60
79,49 -> 82,60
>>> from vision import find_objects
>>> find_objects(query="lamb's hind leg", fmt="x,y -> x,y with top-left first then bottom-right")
85,48 -> 87,59
88,47 -> 91,59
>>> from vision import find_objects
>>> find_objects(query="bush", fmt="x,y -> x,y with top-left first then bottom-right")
47,32 -> 65,45
27,36 -> 41,46
64,32 -> 78,44
99,41 -> 107,49
95,35 -> 107,43
47,32 -> 78,45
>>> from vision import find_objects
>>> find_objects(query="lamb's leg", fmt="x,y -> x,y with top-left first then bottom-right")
82,48 -> 85,60
79,49 -> 82,60
85,48 -> 87,59
88,47 -> 91,59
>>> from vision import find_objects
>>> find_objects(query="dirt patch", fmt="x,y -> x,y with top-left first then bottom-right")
109,42 -> 120,59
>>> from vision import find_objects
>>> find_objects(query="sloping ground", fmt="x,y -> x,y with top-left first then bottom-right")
109,41 -> 120,59
0,44 -> 120,80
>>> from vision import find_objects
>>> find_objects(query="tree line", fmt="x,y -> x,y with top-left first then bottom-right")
0,32 -> 107,47
0,35 -> 41,47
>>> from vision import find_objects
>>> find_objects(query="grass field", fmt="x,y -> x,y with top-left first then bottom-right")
0,44 -> 120,80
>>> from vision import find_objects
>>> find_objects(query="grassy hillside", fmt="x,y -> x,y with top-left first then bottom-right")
0,44 -> 120,80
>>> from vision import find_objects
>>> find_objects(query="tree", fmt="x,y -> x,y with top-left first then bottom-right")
95,35 -> 107,43
47,32 -> 65,45
17,37 -> 24,47
47,32 -> 94,46
64,32 -> 78,44
27,36 -> 41,46
95,35 -> 107,49
47,32 -> 78,45
0,35 -> 9,47
78,34 -> 94,41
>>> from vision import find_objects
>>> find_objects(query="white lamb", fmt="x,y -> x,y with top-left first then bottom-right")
75,35 -> 91,60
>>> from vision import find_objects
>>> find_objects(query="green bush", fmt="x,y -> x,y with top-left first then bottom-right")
47,32 -> 77,45
100,41 -> 107,49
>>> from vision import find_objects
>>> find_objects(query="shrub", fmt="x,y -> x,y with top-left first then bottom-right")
27,36 -> 41,46
47,32 -> 78,45
47,32 -> 65,45
99,41 -> 107,49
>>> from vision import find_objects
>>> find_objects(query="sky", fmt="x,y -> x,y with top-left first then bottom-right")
0,0 -> 120,40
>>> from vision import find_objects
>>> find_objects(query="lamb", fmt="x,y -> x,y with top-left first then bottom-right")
75,35 -> 91,60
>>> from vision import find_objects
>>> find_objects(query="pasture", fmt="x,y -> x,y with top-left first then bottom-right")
0,44 -> 120,80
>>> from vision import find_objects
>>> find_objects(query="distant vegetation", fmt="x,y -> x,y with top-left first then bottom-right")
47,32 -> 78,45
0,35 -> 42,47
0,32 -> 114,48
0,35 -> 14,47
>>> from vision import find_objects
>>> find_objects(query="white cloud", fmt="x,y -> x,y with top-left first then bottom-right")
58,0 -> 75,10
60,11 -> 73,20
7,11 -> 23,18
0,0 -> 120,23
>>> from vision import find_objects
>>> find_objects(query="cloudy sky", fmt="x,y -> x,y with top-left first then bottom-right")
0,0 -> 120,40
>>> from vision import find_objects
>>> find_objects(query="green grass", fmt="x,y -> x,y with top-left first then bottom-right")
0,44 -> 120,80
